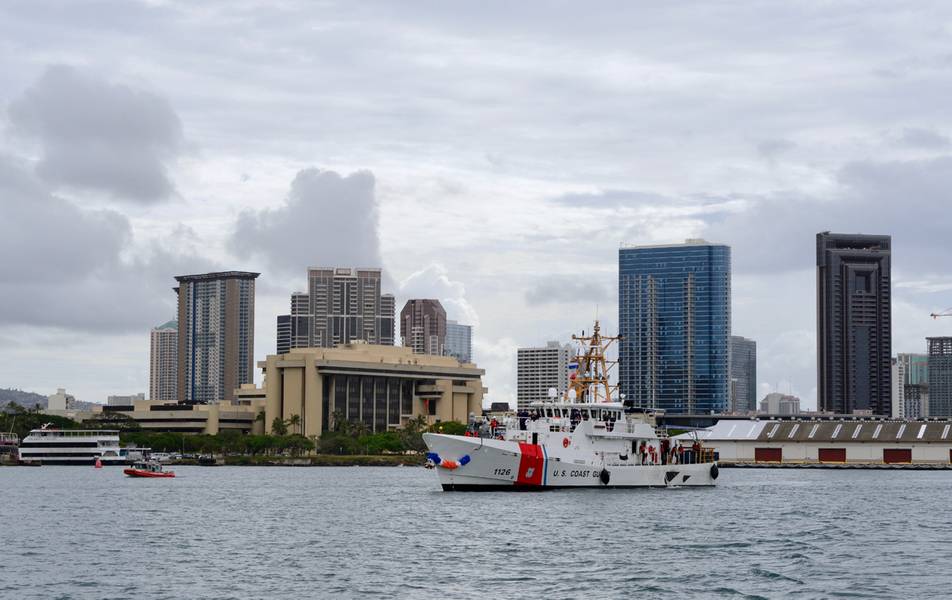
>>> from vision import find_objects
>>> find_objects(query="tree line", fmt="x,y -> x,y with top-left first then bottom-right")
2,402 -> 466,457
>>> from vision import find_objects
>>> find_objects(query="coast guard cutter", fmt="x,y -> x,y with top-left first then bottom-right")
423,321 -> 719,490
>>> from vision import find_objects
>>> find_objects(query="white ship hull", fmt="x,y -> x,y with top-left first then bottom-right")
424,433 -> 718,491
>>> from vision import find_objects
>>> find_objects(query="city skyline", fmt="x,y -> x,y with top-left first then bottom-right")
3,3 -> 952,407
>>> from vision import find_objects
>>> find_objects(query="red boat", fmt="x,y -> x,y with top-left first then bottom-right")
124,462 -> 175,478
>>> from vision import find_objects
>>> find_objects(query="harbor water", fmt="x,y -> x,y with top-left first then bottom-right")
3,466 -> 951,599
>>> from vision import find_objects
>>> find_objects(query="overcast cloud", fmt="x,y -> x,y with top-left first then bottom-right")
8,65 -> 184,203
1,1 -> 952,406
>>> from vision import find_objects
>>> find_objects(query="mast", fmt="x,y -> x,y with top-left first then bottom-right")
565,320 -> 621,403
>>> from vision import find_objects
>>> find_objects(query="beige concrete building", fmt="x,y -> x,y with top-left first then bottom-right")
258,342 -> 486,437
104,398 -> 266,435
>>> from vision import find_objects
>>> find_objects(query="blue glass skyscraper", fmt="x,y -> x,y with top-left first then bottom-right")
618,240 -> 731,414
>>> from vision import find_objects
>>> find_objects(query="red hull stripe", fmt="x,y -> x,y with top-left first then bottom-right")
516,442 -> 544,486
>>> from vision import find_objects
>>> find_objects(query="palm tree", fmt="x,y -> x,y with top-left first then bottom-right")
287,414 -> 302,435
271,417 -> 288,436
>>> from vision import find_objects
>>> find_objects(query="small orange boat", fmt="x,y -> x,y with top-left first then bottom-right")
124,461 -> 175,478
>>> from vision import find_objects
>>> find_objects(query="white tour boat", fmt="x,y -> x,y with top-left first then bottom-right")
423,322 -> 719,490
18,425 -> 125,466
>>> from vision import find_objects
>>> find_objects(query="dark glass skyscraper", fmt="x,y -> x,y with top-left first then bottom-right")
928,337 -> 952,417
816,232 -> 891,415
619,240 -> 731,414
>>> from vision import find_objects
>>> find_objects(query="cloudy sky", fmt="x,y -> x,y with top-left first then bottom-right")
2,1 -> 952,408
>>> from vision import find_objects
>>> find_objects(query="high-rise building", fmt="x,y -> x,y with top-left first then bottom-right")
891,357 -> 906,419
517,341 -> 573,410
298,267 -> 394,348
277,292 -> 312,355
928,337 -> 952,417
816,232 -> 891,415
276,315 -> 291,356
892,353 -> 930,418
899,353 -> 929,385
150,320 -> 178,401
618,239 -> 731,414
730,336 -> 757,413
175,271 -> 259,404
445,320 -> 473,363
903,384 -> 929,419
759,392 -> 801,415
400,299 -> 446,355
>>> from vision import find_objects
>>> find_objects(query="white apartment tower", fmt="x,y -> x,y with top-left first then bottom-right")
517,341 -> 573,410
150,320 -> 178,402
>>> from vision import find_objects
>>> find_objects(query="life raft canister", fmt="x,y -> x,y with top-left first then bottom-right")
599,469 -> 610,485
562,437 -> 570,448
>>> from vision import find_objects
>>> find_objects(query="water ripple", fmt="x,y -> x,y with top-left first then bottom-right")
3,466 -> 952,598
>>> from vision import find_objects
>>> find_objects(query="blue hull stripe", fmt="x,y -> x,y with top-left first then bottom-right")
542,444 -> 548,486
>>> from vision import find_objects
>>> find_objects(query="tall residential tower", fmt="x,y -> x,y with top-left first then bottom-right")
618,239 -> 731,414
816,232 -> 891,415
149,320 -> 178,402
175,271 -> 259,404
516,341 -> 573,410
730,336 -> 757,413
400,299 -> 447,355
928,337 -> 952,417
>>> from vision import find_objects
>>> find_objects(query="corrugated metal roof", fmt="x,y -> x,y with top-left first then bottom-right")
680,419 -> 952,443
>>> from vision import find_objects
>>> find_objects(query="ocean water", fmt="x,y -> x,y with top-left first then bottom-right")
2,466 -> 951,599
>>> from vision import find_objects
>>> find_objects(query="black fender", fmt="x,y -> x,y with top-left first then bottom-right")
599,469 -> 610,485
710,463 -> 719,480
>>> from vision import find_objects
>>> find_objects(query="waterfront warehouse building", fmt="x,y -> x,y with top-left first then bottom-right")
149,320 -> 178,402
619,239 -> 731,414
516,341 -> 573,410
260,342 -> 485,437
816,232 -> 891,415
400,299 -> 447,355
730,336 -> 757,413
929,337 -> 952,417
176,271 -> 259,404
445,320 -> 473,363
683,418 -> 952,465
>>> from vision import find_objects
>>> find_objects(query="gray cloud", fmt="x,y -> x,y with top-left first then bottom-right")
756,138 -> 796,159
525,276 -> 610,306
8,65 -> 183,203
0,155 -> 214,332
550,189 -> 673,209
0,155 -> 129,284
700,156 -> 952,276
229,168 -> 382,275
895,127 -> 949,149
